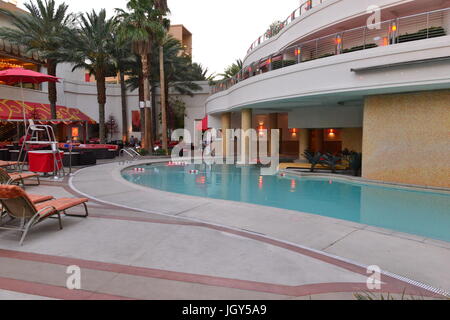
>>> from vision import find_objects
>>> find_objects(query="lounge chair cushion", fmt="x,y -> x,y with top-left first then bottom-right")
8,172 -> 39,182
35,198 -> 88,217
0,185 -> 27,199
28,194 -> 53,203
0,161 -> 21,167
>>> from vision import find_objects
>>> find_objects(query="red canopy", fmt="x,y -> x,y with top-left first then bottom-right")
0,99 -> 96,124
0,68 -> 60,84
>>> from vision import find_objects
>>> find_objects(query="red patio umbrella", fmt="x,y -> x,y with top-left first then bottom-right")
0,68 -> 60,129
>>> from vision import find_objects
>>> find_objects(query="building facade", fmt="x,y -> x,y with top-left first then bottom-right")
206,0 -> 450,188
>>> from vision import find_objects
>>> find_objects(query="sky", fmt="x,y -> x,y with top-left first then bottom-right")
18,0 -> 301,75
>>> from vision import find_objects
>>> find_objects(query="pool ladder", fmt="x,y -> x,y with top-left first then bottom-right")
119,148 -> 142,164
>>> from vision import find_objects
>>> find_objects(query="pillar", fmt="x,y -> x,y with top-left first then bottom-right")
241,108 -> 252,164
298,129 -> 310,160
221,112 -> 231,158
268,113 -> 278,156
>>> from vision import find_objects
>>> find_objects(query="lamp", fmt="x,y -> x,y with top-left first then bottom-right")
257,122 -> 266,137
328,129 -> 336,138
289,128 -> 298,137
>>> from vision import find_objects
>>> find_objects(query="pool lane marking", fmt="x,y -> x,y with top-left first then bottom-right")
68,163 -> 450,298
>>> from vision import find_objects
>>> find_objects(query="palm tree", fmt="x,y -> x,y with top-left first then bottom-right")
154,0 -> 170,154
62,9 -> 116,143
150,36 -> 203,132
110,31 -> 136,144
190,63 -> 216,82
220,59 -> 243,79
127,37 -> 203,131
0,0 -> 76,120
116,0 -> 165,151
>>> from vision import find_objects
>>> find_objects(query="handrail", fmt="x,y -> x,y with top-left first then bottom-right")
119,148 -> 142,161
213,7 -> 450,95
247,0 -> 326,54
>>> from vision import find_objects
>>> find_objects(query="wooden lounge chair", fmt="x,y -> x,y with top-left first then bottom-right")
0,185 -> 89,245
0,168 -> 40,186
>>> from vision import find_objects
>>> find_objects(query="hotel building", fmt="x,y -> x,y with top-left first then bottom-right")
206,0 -> 450,188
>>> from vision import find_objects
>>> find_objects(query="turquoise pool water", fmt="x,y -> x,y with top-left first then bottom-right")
122,164 -> 450,242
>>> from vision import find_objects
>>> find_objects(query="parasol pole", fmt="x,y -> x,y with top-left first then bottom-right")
20,81 -> 27,132
18,80 -> 28,172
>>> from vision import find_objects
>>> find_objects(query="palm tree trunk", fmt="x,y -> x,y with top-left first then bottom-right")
151,80 -> 157,139
159,45 -> 168,154
165,79 -> 171,129
138,69 -> 145,145
46,59 -> 58,120
119,69 -> 128,144
141,54 -> 153,151
96,70 -> 107,144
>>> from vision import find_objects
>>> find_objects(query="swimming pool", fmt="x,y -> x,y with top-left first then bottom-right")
122,164 -> 450,242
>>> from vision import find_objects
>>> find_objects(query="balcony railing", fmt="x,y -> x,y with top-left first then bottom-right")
213,8 -> 449,95
247,0 -> 327,54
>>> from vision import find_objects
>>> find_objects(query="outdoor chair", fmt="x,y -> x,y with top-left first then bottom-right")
0,185 -> 89,245
0,168 -> 40,187
1,193 -> 53,223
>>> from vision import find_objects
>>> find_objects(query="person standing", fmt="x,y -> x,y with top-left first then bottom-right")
129,135 -> 136,147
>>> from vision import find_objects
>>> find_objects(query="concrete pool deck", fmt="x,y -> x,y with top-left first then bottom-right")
0,159 -> 448,299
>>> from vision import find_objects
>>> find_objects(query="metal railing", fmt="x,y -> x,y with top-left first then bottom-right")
247,0 -> 327,54
214,7 -> 449,95
119,148 -> 142,162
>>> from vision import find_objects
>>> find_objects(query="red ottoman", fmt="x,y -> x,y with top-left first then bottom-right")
28,151 -> 63,173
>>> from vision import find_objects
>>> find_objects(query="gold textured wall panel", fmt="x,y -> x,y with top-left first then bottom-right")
362,90 -> 450,188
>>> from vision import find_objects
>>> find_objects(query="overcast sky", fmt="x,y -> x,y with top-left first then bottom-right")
18,0 -> 301,75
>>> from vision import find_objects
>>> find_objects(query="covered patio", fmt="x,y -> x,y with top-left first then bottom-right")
0,99 -> 96,144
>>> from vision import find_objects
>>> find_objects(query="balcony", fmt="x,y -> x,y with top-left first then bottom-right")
213,7 -> 449,95
247,0 -> 328,54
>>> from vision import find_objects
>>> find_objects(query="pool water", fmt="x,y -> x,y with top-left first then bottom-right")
122,164 -> 450,242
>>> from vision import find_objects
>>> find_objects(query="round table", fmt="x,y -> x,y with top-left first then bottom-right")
28,151 -> 63,173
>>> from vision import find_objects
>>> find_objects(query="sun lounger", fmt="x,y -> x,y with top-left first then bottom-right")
0,185 -> 89,245
0,168 -> 40,186
1,194 -> 53,221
